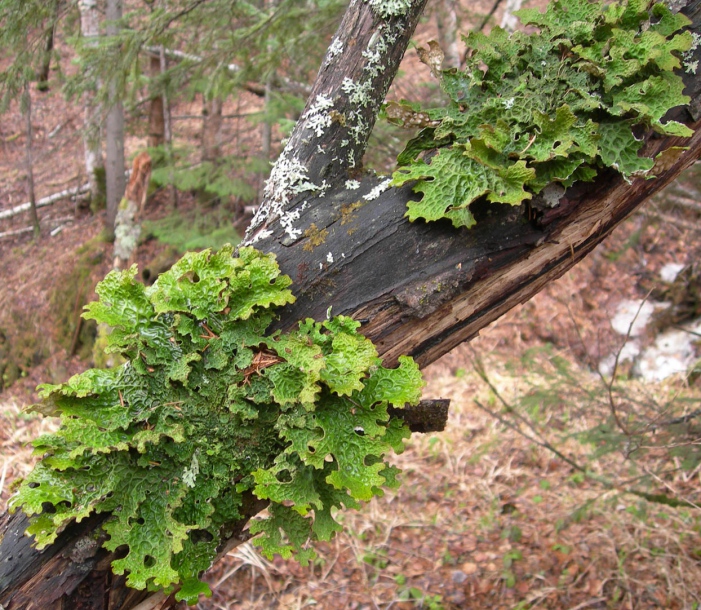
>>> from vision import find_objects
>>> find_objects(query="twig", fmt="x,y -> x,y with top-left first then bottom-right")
568,294 -> 653,438
642,467 -> 701,511
0,216 -> 75,239
131,591 -> 169,610
641,208 -> 701,232
648,408 -> 701,431
143,46 -> 310,97
568,598 -> 609,610
170,112 -> 260,120
473,398 -> 587,475
0,226 -> 35,239
471,353 -> 590,472
672,324 -> 701,338
474,0 -> 504,33
664,194 -> 701,213
472,355 -> 699,508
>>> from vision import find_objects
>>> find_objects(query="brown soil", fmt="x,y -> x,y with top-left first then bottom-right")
2,3 -> 701,608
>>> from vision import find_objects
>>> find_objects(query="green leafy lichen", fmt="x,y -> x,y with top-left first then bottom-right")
392,0 -> 694,228
9,245 -> 424,605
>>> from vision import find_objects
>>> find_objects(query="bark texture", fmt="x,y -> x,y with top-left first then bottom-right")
435,0 -> 460,69
2,0 -> 701,607
147,56 -> 165,149
113,152 -> 152,268
23,85 -> 40,238
201,98 -> 223,163
79,0 -> 105,206
105,0 -> 126,237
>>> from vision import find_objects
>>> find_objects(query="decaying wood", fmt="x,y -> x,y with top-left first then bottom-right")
0,494 -> 268,610
113,152 -> 153,269
2,0 -> 701,607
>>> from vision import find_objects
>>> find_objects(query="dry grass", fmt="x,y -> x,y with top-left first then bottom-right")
0,401 -> 56,507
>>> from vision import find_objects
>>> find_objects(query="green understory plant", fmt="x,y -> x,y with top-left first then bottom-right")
9,245 -> 424,604
392,0 -> 696,228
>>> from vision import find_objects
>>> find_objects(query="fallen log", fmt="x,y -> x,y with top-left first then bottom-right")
0,183 -> 90,222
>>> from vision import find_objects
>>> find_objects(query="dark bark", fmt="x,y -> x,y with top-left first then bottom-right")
2,0 -> 701,607
147,56 -> 165,149
23,85 -> 40,238
37,0 -> 60,92
246,0 -> 430,236
201,97 -> 223,163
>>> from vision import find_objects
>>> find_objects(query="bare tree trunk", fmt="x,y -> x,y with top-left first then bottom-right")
435,0 -> 460,69
23,84 -> 40,238
160,47 -> 172,147
79,0 -> 105,207
37,0 -> 60,92
201,97 -> 223,163
147,55 -> 165,149
500,0 -> 522,31
258,77 -> 273,202
105,0 -> 126,239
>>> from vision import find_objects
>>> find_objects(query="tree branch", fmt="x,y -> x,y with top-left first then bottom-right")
246,0 -> 429,238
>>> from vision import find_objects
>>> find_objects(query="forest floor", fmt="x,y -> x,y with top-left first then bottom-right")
2,3 -> 701,607
2,168 -> 701,609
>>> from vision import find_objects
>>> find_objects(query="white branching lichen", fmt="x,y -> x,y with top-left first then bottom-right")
347,115 -> 369,144
182,453 -> 200,488
683,32 -> 701,74
326,252 -> 334,264
247,228 -> 274,244
366,0 -> 412,19
280,209 -> 304,240
247,153 -> 321,240
362,26 -> 400,78
363,177 -> 392,201
304,94 -> 334,137
328,38 -> 344,59
345,180 -> 361,190
342,78 -> 374,108
362,28 -> 388,77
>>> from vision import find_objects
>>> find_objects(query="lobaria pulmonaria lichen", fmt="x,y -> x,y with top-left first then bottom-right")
391,0 -> 696,229
10,245 -> 424,605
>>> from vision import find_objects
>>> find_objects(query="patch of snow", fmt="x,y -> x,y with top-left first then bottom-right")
660,262 -> 685,283
633,320 -> 701,382
610,300 -> 657,337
